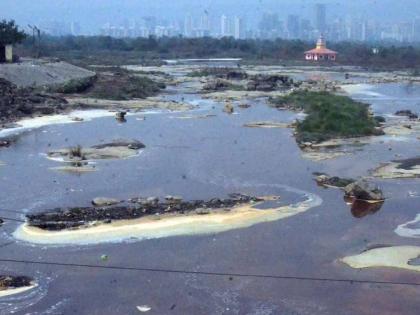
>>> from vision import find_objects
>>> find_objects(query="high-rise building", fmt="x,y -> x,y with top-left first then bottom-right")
315,3 -> 326,34
70,22 -> 81,36
200,13 -> 211,36
221,15 -> 230,37
258,13 -> 281,39
184,14 -> 194,37
287,15 -> 300,39
412,18 -> 420,42
234,16 -> 245,39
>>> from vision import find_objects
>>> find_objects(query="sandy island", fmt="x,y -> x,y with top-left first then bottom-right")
341,246 -> 420,272
0,284 -> 38,298
13,194 -> 321,245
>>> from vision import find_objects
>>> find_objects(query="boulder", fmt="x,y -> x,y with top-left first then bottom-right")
395,110 -> 418,120
315,174 -> 355,188
92,197 -> 120,207
223,103 -> 234,114
344,180 -> 384,201
203,79 -> 232,91
165,195 -> 183,204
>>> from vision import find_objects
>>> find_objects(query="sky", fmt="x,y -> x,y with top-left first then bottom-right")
1,0 -> 420,33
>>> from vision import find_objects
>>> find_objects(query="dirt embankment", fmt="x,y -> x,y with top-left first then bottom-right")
0,59 -> 96,88
0,78 -> 69,126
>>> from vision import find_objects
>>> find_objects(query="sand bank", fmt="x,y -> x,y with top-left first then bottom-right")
14,194 -> 321,245
0,284 -> 37,298
243,121 -> 290,129
341,246 -> 420,272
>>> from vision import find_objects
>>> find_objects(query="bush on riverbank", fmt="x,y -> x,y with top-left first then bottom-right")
270,91 -> 379,143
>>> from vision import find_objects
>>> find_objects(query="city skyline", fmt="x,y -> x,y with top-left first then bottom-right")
2,1 -> 420,43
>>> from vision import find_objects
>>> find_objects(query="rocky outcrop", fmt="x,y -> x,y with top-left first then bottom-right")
26,194 -> 263,231
314,174 -> 355,188
203,79 -> 237,91
343,180 -> 384,201
0,78 -> 68,125
247,74 -> 293,91
92,197 -> 121,206
0,276 -> 33,290
395,110 -> 418,120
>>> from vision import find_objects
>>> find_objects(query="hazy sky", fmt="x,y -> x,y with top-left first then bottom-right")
1,0 -> 420,32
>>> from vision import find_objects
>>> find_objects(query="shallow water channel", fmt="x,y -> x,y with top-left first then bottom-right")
0,70 -> 420,314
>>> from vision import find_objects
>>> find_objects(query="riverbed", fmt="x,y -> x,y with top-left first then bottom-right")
1,65 -> 420,314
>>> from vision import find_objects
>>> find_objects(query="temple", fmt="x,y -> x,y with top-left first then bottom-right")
304,36 -> 337,61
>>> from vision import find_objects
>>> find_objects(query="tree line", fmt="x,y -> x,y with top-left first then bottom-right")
17,34 -> 420,70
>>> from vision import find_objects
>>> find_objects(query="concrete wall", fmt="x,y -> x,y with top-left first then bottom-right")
5,45 -> 13,63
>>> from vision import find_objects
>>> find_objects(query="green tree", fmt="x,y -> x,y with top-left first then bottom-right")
0,20 -> 26,46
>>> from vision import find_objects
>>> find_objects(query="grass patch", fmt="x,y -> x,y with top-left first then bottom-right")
52,76 -> 96,94
87,71 -> 165,100
270,91 -> 380,143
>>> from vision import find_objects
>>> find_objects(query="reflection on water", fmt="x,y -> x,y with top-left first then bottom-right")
350,199 -> 384,218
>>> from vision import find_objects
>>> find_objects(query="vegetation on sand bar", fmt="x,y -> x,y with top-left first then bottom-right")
270,91 -> 380,143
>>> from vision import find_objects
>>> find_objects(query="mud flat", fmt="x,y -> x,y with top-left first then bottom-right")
243,121 -> 291,129
66,97 -> 194,112
202,90 -> 285,101
0,276 -> 37,298
373,157 -> 420,179
341,246 -> 420,272
13,193 -> 321,245
301,150 -> 348,162
47,140 -> 145,163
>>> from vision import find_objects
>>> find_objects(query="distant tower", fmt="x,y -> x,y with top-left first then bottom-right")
234,16 -> 244,39
413,17 -> 420,42
315,3 -> 326,34
184,14 -> 193,37
287,15 -> 300,39
221,15 -> 229,37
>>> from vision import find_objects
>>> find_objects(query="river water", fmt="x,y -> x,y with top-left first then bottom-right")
0,69 -> 420,314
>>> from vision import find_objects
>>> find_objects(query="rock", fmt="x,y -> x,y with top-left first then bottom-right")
223,103 -> 234,114
195,208 -> 210,215
343,180 -> 384,201
203,79 -> 233,91
247,74 -> 292,91
92,197 -> 120,206
238,104 -> 251,109
315,174 -> 355,188
0,138 -> 11,147
165,195 -> 183,204
0,218 -> 3,226
115,111 -> 127,122
395,110 -> 418,119
146,197 -> 159,206
0,276 -> 33,290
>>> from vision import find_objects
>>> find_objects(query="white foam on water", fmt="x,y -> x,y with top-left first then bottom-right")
341,84 -> 384,97
395,214 -> 420,238
0,110 -> 115,138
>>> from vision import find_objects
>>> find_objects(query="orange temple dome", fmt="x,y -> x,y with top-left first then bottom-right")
305,36 -> 337,61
